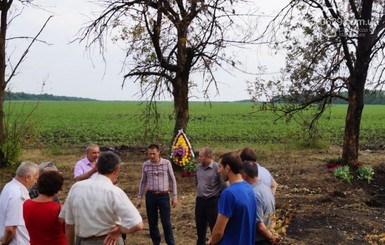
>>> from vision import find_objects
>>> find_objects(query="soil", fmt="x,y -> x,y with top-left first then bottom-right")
1,146 -> 385,245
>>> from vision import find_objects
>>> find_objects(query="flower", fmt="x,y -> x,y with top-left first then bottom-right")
170,129 -> 194,167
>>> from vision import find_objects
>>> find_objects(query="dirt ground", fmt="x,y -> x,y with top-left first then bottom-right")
1,146 -> 385,245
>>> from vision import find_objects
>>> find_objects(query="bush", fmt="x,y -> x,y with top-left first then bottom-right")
357,166 -> 374,183
333,166 -> 353,183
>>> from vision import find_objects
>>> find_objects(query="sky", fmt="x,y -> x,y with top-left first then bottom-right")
6,1 -> 286,101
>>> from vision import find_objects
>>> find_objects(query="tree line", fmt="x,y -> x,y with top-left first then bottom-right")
4,92 -> 96,101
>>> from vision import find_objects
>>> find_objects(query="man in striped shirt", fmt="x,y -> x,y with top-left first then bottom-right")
136,144 -> 178,245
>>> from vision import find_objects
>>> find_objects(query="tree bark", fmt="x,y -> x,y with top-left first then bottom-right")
172,76 -> 189,138
0,0 -> 8,166
341,79 -> 364,167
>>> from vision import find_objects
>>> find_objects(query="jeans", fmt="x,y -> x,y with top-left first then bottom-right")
145,192 -> 175,245
195,196 -> 219,245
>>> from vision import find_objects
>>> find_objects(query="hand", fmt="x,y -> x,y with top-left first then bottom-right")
136,199 -> 142,209
171,197 -> 178,208
112,178 -> 119,185
104,226 -> 120,245
269,233 -> 281,244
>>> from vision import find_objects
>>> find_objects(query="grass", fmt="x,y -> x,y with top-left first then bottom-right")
4,101 -> 385,152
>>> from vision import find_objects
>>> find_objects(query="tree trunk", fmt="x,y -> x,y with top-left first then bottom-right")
341,80 -> 364,167
172,76 -> 189,137
0,0 -> 8,166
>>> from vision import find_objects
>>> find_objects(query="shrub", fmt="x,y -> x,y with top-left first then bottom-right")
357,166 -> 374,183
333,166 -> 353,183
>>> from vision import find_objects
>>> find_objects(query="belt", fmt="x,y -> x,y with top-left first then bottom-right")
197,195 -> 219,200
147,190 -> 169,196
81,235 -> 107,241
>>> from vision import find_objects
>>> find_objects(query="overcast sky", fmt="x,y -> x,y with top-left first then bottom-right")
7,1 -> 286,101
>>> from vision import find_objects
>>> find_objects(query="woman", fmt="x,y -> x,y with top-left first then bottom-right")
23,171 -> 67,245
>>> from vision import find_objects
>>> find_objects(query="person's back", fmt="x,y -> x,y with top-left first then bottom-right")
62,151 -> 143,245
252,181 -> 275,242
23,200 -> 66,245
257,164 -> 274,189
23,171 -> 66,245
219,181 -> 256,245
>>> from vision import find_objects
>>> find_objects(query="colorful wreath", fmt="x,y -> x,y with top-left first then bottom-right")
170,129 -> 194,167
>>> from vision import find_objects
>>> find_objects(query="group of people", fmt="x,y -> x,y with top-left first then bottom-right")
0,143 -> 279,245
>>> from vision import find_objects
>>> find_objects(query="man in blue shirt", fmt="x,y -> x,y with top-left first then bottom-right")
208,152 -> 256,245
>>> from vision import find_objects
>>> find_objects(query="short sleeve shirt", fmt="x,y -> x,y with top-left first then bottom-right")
0,178 -> 30,245
60,174 -> 142,237
73,157 -> 98,179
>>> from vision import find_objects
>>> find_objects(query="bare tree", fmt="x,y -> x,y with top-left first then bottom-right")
0,0 -> 51,165
80,0 -> 259,138
251,0 -> 385,166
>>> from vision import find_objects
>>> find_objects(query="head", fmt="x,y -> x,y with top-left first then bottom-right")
147,144 -> 161,163
238,147 -> 257,162
37,171 -> 64,197
198,147 -> 213,166
241,160 -> 259,184
218,152 -> 242,182
38,162 -> 58,175
97,151 -> 121,175
15,161 -> 39,189
86,144 -> 100,162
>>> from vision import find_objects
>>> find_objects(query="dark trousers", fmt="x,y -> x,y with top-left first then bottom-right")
146,192 -> 175,245
255,240 -> 272,245
195,196 -> 219,245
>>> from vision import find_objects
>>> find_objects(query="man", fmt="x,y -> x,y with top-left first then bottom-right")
208,152 -> 256,245
61,151 -> 143,245
29,161 -> 59,200
0,161 -> 39,245
73,144 -> 100,181
242,161 -> 280,245
195,147 -> 227,245
136,144 -> 177,245
239,147 -> 278,195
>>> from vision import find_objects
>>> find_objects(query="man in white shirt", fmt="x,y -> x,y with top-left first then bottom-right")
61,151 -> 143,245
0,161 -> 39,245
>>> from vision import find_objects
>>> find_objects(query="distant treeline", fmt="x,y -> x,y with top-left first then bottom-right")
272,90 -> 385,105
5,92 -> 96,101
333,90 -> 385,104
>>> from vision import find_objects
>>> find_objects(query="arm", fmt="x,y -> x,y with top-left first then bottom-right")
65,224 -> 75,245
1,226 -> 16,245
208,214 -> 229,245
136,163 -> 147,209
74,166 -> 97,181
167,161 -> 178,207
105,222 -> 144,245
271,179 -> 278,195
257,222 -> 280,244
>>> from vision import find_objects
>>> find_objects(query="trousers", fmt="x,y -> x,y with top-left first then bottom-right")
145,192 -> 175,245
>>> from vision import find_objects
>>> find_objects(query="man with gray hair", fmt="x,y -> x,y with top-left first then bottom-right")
61,151 -> 143,245
0,161 -> 39,245
74,144 -> 100,181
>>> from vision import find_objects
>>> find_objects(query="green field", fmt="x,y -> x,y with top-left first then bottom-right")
4,101 -> 385,150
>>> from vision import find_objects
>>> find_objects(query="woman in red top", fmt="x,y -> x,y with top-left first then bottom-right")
23,171 -> 67,245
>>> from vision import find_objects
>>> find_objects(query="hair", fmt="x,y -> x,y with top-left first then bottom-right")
242,160 -> 259,178
219,152 -> 243,174
37,171 -> 64,197
148,144 -> 160,151
239,147 -> 257,162
86,144 -> 99,152
16,161 -> 39,178
200,147 -> 213,158
38,162 -> 58,174
97,151 -> 121,174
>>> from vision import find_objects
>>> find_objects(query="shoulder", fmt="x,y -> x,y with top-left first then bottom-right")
75,157 -> 87,166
